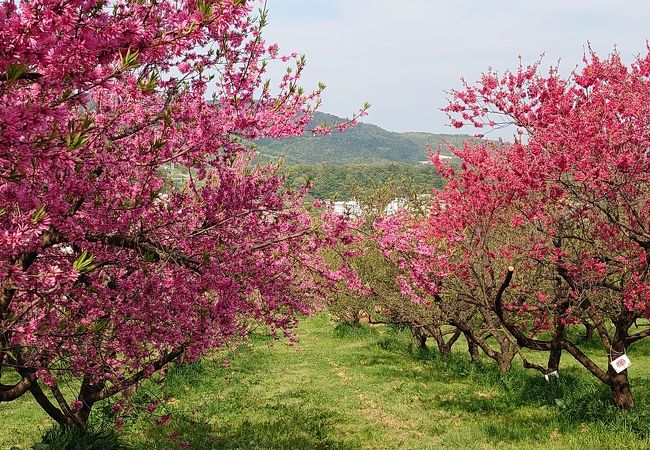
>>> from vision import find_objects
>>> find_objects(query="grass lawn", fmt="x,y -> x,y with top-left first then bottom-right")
4,313 -> 650,449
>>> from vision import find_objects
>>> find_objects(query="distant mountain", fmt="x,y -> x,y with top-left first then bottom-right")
256,112 -> 476,165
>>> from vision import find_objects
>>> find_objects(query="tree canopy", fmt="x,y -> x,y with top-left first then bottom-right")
377,49 -> 650,409
0,0 -> 360,428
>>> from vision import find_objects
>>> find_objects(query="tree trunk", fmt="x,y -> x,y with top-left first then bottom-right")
547,348 -> 562,373
498,357 -> 512,374
464,332 -> 479,363
430,327 -> 447,358
584,322 -> 594,341
429,327 -> 461,358
604,319 -> 635,409
66,377 -> 104,429
547,320 -> 564,372
412,330 -> 427,349
28,382 -> 71,427
610,370 -> 634,410
495,334 -> 516,374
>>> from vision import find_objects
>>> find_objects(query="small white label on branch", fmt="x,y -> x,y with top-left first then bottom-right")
610,354 -> 631,373
544,370 -> 559,381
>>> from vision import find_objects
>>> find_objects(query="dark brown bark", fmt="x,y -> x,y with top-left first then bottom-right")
498,357 -> 512,374
547,322 -> 565,372
50,384 -> 81,427
610,370 -> 634,410
584,322 -> 594,341
412,328 -> 427,349
449,318 -> 516,371
94,347 -> 184,402
521,356 -> 548,375
494,266 -> 642,409
464,332 -> 479,363
87,233 -> 201,272
440,329 -> 461,358
606,321 -> 636,410
547,348 -> 562,373
73,377 -> 105,428
494,267 -> 612,384
0,375 -> 33,401
23,348 -> 184,429
626,326 -> 650,346
29,381 -> 70,427
428,327 -> 461,358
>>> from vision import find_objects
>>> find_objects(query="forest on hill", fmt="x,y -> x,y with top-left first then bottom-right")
284,162 -> 444,200
256,111 -> 476,165
254,112 -> 474,200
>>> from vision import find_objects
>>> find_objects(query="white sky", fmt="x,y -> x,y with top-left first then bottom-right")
263,0 -> 650,134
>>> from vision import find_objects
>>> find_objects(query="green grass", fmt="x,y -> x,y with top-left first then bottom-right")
4,315 -> 650,449
0,378 -> 53,449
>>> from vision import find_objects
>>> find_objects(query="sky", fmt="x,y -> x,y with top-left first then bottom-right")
263,0 -> 650,135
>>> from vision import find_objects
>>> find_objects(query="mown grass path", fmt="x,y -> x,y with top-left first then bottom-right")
4,314 -> 650,449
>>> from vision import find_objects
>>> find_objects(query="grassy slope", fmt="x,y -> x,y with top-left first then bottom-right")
4,314 -> 650,449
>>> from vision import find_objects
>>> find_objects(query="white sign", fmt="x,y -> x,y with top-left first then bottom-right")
544,370 -> 559,381
610,354 -> 631,373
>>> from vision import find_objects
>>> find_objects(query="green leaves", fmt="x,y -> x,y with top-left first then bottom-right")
65,131 -> 90,151
138,71 -> 159,92
73,250 -> 96,274
151,138 -> 165,151
119,47 -> 140,70
196,0 -> 213,16
4,63 -> 28,82
2,63 -> 42,84
31,205 -> 46,224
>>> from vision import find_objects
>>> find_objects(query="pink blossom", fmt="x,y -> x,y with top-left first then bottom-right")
178,61 -> 191,73
0,0 -> 366,426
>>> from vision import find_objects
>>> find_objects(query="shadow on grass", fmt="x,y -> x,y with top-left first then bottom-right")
122,339 -> 360,449
345,325 -> 650,442
133,403 -> 358,450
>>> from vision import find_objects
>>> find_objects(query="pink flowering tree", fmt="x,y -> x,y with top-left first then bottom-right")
337,183 -> 474,360
0,0 -> 364,428
379,48 -> 650,409
376,191 -> 523,374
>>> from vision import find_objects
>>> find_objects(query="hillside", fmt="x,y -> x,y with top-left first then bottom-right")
256,112 -> 475,165
164,114 -> 475,199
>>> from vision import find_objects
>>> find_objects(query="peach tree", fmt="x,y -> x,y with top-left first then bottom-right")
0,0 -> 362,427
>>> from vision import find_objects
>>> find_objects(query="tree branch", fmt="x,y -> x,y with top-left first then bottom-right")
87,233 -> 201,272
28,379 -> 69,426
0,374 -> 33,401
494,267 -> 611,384
625,327 -> 650,346
94,347 -> 184,402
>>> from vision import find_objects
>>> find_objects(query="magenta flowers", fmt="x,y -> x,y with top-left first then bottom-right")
0,0 -> 356,427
